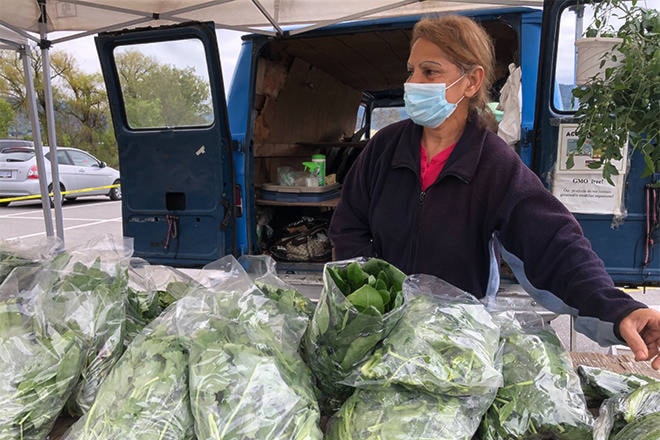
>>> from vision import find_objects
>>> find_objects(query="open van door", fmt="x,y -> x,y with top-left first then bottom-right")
534,0 -> 660,285
96,22 -> 237,266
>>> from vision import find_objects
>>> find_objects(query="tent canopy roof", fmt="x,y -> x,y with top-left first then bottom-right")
1,0 -> 542,45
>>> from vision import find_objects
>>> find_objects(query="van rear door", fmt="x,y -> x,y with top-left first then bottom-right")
534,0 -> 660,285
96,22 -> 236,266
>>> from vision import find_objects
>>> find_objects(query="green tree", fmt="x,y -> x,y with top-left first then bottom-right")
0,98 -> 14,136
115,50 -> 211,129
0,47 -> 119,167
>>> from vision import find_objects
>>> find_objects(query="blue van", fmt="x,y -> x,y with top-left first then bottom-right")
94,0 -> 660,285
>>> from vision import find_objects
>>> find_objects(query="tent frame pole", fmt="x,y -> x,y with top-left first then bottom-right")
20,44 -> 54,237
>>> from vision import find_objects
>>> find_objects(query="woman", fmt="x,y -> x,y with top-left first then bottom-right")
328,15 -> 660,368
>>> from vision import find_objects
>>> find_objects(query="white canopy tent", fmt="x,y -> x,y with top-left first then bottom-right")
0,0 -> 543,245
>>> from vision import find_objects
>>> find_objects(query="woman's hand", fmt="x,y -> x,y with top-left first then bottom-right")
619,308 -> 660,370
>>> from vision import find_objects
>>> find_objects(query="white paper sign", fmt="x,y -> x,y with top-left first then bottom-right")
552,123 -> 627,216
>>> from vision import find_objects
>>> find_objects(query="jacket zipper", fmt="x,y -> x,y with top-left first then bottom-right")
409,190 -> 426,268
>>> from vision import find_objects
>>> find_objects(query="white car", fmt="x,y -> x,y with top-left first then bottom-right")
0,141 -> 121,206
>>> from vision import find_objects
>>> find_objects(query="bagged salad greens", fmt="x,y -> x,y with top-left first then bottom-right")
593,381 -> 660,440
0,266 -> 85,440
610,412 -> 660,440
239,254 -> 316,319
190,256 -> 322,439
577,364 -> 656,408
479,311 -> 594,440
65,255 -> 322,440
124,259 -> 203,346
344,274 -> 502,397
325,385 -> 488,440
41,236 -> 133,416
0,236 -> 60,285
63,323 -> 195,440
302,258 -> 406,414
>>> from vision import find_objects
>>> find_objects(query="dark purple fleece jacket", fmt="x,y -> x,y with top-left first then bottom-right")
329,117 -> 646,345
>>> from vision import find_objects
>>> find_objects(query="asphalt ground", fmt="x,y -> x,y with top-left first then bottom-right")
2,198 -> 660,359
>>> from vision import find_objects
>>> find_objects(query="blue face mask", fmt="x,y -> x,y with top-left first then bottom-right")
404,75 -> 465,128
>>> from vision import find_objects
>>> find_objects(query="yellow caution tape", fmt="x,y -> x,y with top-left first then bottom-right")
0,184 -> 120,203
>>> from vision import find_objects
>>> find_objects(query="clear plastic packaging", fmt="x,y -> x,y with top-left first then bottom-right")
479,310 -> 594,439
302,258 -> 407,414
343,274 -> 502,397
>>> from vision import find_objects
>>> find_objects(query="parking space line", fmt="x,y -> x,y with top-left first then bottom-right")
8,217 -> 122,240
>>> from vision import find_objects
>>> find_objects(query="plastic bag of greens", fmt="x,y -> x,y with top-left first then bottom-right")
0,266 -> 85,440
63,323 -> 194,440
593,381 -> 660,440
125,258 -> 203,346
0,236 -> 61,284
302,258 -> 407,414
189,321 -> 322,439
577,364 -> 656,408
344,274 -> 502,396
201,256 -> 311,357
40,236 -> 132,416
190,256 -> 321,440
479,311 -> 594,440
325,385 -> 489,440
610,412 -> 660,440
239,254 -> 316,318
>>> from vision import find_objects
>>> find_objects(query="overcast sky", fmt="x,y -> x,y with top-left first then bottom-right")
49,29 -> 245,92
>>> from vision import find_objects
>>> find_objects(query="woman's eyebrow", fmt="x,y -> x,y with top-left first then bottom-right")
413,60 -> 445,68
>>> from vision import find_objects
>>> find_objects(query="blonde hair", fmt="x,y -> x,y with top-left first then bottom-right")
412,15 -> 496,129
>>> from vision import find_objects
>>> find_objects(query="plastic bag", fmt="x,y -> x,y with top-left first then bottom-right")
479,310 -> 594,440
68,255 -> 323,439
302,258 -> 407,414
610,412 -> 660,440
325,385 -> 488,440
344,274 -> 502,397
45,236 -> 132,416
239,254 -> 316,318
497,63 -> 522,146
189,321 -> 322,440
0,266 -> 85,440
63,324 -> 195,440
190,256 -> 322,439
593,381 -> 660,440
0,236 -> 60,284
577,364 -> 656,408
125,258 -> 203,346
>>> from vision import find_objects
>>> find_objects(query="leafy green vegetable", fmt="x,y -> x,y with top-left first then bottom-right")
0,298 -> 85,440
611,412 -> 660,440
345,286 -> 502,396
0,251 -> 38,285
189,324 -> 322,440
480,312 -> 593,440
44,259 -> 129,416
577,364 -> 655,408
64,327 -> 195,440
302,258 -> 407,414
256,280 -> 316,318
327,259 -> 405,315
593,381 -> 660,440
325,386 -> 486,440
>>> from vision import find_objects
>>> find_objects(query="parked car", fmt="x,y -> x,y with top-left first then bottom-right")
0,138 -> 35,150
0,142 -> 121,206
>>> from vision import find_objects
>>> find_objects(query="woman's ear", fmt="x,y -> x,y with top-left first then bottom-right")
464,66 -> 485,98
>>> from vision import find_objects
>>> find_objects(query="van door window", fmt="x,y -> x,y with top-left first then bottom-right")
113,39 -> 213,129
370,107 -> 408,137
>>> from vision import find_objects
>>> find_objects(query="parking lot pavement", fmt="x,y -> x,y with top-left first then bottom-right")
0,198 -> 122,249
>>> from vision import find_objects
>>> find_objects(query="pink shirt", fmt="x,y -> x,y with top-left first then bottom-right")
420,142 -> 456,190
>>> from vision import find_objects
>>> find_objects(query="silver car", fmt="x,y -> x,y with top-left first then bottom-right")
0,141 -> 121,206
